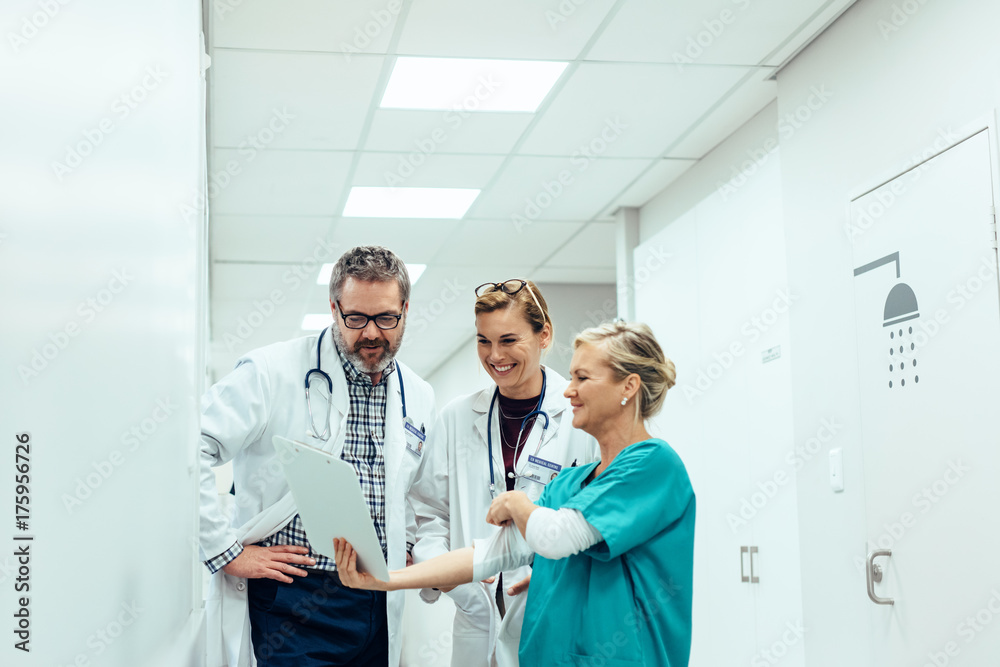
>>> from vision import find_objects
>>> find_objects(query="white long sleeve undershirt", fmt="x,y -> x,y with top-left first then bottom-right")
472,507 -> 603,582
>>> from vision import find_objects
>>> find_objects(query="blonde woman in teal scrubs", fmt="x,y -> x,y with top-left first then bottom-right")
335,321 -> 696,667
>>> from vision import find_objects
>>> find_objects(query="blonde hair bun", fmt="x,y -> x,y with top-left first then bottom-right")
573,320 -> 675,420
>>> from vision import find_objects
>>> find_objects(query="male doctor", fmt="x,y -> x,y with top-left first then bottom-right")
198,246 -> 436,667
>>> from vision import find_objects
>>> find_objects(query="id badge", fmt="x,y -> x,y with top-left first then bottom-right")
521,454 -> 562,485
403,417 -> 426,457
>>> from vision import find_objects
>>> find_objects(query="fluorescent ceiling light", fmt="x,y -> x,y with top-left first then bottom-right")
381,57 -> 567,112
407,264 -> 427,284
343,187 -> 479,219
301,314 -> 330,331
316,263 -> 428,286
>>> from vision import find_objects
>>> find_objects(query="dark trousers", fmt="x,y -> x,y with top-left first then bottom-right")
247,570 -> 388,667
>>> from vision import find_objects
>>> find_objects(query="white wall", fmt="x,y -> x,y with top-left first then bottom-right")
0,1 -> 207,665
778,0 -> 1000,663
640,101 -> 780,243
536,282 -> 619,374
778,0 -> 1000,667
629,1 -> 1000,663
423,337 -> 494,409
631,1 -> 1000,663
636,101 -> 803,666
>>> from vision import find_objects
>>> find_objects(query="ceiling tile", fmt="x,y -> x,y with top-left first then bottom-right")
518,63 -> 755,158
397,326 -> 476,377
209,324 -> 299,376
328,218 -> 463,261
365,109 -> 534,154
530,267 -> 617,283
587,0 -> 833,66
211,215 -> 334,262
667,69 -> 777,159
212,296 -> 309,335
210,148 -> 352,216
469,156 -> 653,220
352,152 -> 506,188
212,0 -> 400,54
300,282 -> 335,306
544,222 -> 616,268
211,262 -> 307,301
605,158 -> 698,213
204,0 -> 857,378
763,0 -> 858,67
401,262 -> 534,376
430,220 -> 586,267
410,264 -> 536,303
396,0 -> 620,60
211,50 -> 384,150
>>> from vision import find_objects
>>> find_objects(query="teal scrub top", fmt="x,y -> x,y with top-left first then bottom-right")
518,438 -> 695,667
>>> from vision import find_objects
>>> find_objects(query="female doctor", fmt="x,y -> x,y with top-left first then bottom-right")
337,320 -> 695,667
409,279 -> 599,667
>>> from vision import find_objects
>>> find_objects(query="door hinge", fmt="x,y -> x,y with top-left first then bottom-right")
990,206 -> 998,250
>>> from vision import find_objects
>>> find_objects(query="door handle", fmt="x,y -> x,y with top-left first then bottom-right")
740,546 -> 749,583
866,549 -> 894,605
749,546 -> 759,583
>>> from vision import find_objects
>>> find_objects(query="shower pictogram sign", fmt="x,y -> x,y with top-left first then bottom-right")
853,252 -> 920,389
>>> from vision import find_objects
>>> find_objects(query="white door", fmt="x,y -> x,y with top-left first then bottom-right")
634,211 -> 758,666
736,159 -> 805,666
851,129 -> 1000,665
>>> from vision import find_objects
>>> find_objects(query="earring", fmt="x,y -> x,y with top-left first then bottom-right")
621,397 -> 628,406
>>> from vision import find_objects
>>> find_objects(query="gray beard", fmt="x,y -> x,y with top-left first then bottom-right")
330,319 -> 405,374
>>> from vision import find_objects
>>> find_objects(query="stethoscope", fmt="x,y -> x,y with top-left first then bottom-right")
305,327 -> 407,441
487,369 -> 550,497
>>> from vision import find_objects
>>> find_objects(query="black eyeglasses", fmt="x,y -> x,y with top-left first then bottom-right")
336,301 -> 404,330
475,279 -> 527,298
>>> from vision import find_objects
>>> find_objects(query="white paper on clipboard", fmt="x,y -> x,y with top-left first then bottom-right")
271,435 -> 389,581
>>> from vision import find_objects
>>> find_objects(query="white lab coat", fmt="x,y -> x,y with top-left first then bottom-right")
198,328 -> 436,667
410,367 -> 599,667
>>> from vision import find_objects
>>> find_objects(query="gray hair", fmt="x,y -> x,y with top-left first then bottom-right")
329,246 -> 411,304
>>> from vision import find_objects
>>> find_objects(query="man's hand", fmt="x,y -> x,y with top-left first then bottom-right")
507,573 -> 531,596
221,545 -> 315,583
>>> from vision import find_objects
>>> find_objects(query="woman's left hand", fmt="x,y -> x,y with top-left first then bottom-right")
334,538 -> 389,591
486,490 -> 527,527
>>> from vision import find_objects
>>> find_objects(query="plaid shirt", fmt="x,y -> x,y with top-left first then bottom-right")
205,342 -> 394,573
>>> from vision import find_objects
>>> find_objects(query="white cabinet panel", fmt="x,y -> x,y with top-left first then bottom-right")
636,211 -> 759,666
635,150 -> 800,666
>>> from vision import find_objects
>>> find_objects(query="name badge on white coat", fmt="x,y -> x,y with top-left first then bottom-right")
521,454 -> 562,485
403,417 -> 426,457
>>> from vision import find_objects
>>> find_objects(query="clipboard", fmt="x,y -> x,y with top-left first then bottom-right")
271,435 -> 389,581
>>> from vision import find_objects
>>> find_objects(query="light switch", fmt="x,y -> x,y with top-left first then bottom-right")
829,447 -> 844,492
